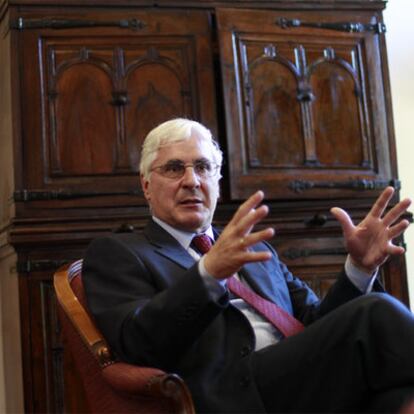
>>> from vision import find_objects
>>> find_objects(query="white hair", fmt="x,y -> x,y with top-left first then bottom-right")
139,118 -> 223,180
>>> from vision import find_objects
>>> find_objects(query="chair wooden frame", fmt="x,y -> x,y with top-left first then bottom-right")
54,261 -> 195,414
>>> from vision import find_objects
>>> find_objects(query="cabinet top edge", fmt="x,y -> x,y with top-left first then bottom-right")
0,0 -> 388,10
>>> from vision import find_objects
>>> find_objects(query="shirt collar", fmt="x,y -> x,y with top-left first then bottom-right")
152,216 -> 214,250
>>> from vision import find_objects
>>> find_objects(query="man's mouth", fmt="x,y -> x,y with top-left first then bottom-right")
179,198 -> 203,205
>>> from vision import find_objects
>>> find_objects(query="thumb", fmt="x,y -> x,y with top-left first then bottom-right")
330,207 -> 355,237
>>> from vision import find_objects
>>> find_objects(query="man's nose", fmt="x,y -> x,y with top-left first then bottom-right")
181,165 -> 201,187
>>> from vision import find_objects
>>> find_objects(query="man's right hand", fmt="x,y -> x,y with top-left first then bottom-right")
203,191 -> 275,279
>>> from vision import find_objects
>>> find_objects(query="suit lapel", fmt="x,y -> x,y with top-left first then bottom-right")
143,219 -> 196,269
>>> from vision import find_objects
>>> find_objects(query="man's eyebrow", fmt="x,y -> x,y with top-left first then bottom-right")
164,159 -> 183,164
164,157 -> 211,164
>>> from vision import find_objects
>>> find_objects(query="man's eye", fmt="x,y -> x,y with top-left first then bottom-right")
195,161 -> 211,173
164,163 -> 184,173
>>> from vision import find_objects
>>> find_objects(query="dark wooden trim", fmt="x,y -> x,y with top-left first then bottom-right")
1,0 -> 387,12
0,1 -> 8,24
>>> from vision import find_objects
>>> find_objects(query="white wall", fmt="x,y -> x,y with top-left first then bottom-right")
384,0 -> 414,307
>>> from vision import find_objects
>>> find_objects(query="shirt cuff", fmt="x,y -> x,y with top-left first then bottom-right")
345,255 -> 377,293
198,256 -> 227,300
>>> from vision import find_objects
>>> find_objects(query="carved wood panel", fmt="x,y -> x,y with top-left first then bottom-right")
20,277 -> 63,413
20,274 -> 89,413
217,8 -> 396,200
46,39 -> 199,179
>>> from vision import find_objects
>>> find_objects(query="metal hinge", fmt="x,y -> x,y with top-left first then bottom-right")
289,179 -> 401,193
16,260 -> 70,273
10,17 -> 145,31
282,247 -> 347,260
13,189 -> 142,202
276,18 -> 386,34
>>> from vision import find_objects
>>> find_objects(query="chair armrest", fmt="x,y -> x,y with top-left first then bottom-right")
102,363 -> 195,414
54,264 -> 114,366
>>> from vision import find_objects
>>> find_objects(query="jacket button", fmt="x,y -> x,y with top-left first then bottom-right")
240,376 -> 250,387
240,345 -> 251,357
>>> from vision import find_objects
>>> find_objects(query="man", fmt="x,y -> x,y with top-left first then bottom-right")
83,118 -> 414,413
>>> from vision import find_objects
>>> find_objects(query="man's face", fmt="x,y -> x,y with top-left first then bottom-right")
141,133 -> 221,233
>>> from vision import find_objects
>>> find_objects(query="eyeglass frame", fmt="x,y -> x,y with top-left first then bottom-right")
150,158 -> 221,180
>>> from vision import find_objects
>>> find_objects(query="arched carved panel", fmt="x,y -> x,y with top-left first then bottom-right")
247,55 -> 304,167
309,59 -> 365,167
50,62 -> 117,176
124,44 -> 194,166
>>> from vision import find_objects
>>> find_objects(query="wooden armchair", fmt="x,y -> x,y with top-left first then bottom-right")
54,260 -> 195,414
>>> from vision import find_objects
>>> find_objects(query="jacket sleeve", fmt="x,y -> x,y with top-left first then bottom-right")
82,235 -> 228,369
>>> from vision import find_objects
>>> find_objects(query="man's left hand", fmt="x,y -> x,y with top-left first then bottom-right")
331,186 -> 411,274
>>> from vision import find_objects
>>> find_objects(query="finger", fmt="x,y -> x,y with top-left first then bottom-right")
330,207 -> 355,237
240,250 -> 273,264
385,243 -> 405,256
388,219 -> 410,239
382,198 -> 412,227
231,191 -> 264,224
242,227 -> 275,248
369,186 -> 395,218
237,205 -> 270,235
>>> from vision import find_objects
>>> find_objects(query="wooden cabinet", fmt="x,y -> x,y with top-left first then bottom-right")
0,1 -> 409,412
217,7 -> 397,200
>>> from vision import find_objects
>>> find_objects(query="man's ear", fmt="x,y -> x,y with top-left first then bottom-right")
140,174 -> 151,202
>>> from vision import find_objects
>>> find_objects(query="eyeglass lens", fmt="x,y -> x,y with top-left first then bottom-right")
159,159 -> 217,178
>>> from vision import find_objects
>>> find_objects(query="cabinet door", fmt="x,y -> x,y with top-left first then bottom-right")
272,234 -> 408,305
217,8 -> 396,200
273,235 -> 346,298
16,9 -> 217,212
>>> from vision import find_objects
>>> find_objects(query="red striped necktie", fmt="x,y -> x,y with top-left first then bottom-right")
191,234 -> 304,338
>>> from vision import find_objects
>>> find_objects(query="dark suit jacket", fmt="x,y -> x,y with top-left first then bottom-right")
83,219 -> 375,413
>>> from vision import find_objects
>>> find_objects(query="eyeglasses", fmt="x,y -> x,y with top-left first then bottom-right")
151,159 -> 220,179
